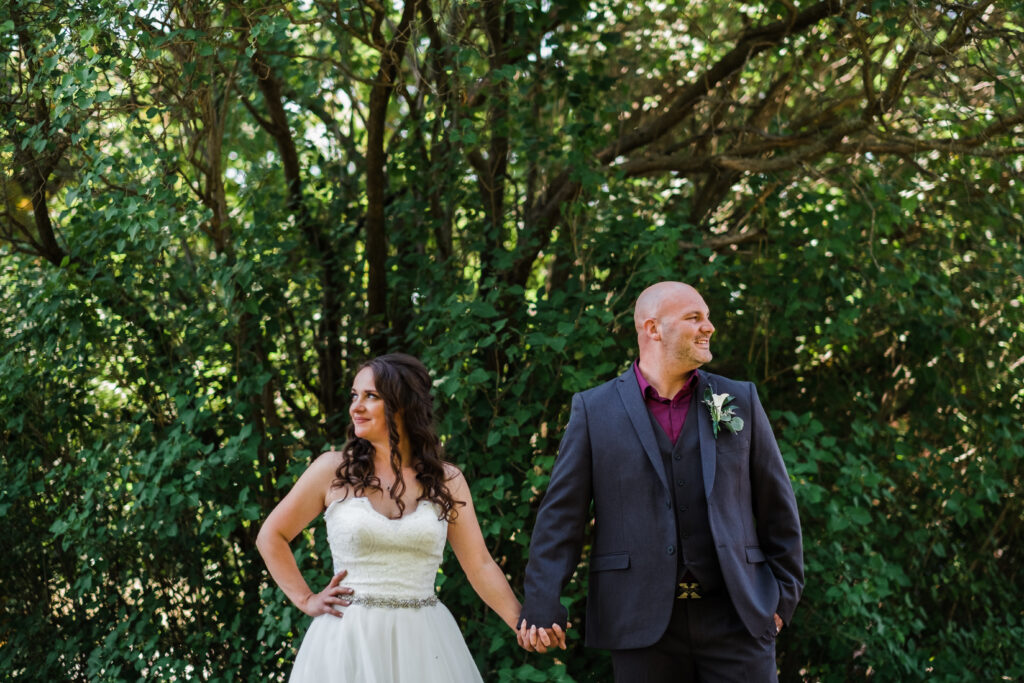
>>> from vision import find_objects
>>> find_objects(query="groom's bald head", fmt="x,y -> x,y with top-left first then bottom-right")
634,281 -> 701,333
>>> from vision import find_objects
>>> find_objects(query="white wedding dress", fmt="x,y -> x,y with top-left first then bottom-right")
289,496 -> 484,682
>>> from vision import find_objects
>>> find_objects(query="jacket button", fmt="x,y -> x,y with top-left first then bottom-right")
666,545 -> 676,555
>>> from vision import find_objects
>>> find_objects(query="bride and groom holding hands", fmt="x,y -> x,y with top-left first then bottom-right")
257,281 -> 804,682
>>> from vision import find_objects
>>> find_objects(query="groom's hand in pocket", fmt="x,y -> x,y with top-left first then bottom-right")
301,569 -> 354,617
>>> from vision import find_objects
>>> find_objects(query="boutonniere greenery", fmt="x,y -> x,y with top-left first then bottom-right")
703,386 -> 744,438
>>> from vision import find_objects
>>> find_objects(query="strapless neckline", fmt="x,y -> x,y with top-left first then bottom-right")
325,495 -> 433,522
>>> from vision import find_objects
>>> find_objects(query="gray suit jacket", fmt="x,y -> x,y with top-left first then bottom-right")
521,367 -> 803,649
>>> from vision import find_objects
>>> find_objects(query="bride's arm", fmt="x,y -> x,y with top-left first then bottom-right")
445,465 -> 526,633
256,452 -> 352,617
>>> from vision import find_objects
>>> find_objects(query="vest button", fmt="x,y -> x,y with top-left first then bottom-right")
666,545 -> 676,555
673,454 -> 681,460
676,478 -> 685,486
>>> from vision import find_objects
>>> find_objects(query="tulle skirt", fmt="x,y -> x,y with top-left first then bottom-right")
289,602 -> 484,682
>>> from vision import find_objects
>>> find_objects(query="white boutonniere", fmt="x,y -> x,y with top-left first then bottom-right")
703,386 -> 744,438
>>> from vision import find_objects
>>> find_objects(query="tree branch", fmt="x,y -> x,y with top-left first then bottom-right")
596,0 -> 849,164
365,0 -> 419,351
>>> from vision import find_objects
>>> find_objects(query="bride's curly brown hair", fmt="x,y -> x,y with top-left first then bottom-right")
333,353 -> 460,521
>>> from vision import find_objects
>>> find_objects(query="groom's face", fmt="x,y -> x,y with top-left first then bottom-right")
658,290 -> 715,372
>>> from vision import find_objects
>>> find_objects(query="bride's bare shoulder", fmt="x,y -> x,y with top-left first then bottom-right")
441,461 -> 465,481
317,449 -> 346,467
317,451 -> 354,505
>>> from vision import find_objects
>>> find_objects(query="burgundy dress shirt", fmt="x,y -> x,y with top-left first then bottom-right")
633,361 -> 700,444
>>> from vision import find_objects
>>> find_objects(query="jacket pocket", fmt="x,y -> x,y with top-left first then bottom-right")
590,552 -> 630,572
745,546 -> 766,563
715,431 -> 751,456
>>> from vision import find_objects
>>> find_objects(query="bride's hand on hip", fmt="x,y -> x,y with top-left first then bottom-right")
300,569 -> 354,617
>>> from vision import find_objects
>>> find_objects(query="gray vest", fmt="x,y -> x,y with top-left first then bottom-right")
650,394 -> 725,593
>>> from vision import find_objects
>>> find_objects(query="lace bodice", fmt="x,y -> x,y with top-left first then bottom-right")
324,496 -> 447,601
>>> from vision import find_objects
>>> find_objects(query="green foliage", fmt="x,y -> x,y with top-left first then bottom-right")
2,0 -> 1023,681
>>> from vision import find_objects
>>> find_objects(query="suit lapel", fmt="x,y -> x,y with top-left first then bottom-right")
615,368 -> 670,494
696,371 -> 717,498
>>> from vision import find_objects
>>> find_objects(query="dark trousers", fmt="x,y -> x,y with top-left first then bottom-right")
610,593 -> 777,683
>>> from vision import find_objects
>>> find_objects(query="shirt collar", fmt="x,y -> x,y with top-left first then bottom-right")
633,361 -> 699,404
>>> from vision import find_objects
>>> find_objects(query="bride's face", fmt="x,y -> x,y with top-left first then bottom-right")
350,367 -> 389,444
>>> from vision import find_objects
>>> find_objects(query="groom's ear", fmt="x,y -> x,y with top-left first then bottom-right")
642,317 -> 660,340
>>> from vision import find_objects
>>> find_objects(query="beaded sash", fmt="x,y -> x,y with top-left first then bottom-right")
348,594 -> 438,609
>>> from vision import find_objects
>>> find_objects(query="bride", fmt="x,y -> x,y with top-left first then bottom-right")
257,353 -> 562,681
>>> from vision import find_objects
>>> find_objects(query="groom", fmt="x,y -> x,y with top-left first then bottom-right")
518,281 -> 803,681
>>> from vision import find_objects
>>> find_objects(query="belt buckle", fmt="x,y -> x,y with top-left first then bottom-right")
676,580 -> 703,600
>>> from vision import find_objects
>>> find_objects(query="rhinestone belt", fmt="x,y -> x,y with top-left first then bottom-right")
348,594 -> 438,609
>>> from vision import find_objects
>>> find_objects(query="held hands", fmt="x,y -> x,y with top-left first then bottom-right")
516,619 -> 569,653
300,569 -> 354,617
